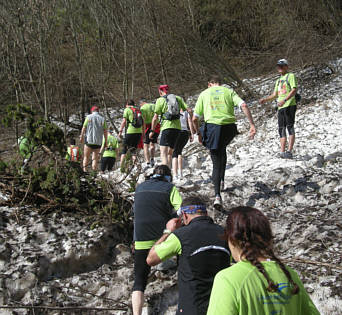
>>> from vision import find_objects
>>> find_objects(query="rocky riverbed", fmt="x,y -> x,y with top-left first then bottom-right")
1,59 -> 342,314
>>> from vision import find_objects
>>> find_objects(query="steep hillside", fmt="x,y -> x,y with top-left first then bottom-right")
0,60 -> 341,314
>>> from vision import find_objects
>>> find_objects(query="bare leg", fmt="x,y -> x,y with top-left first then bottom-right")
132,291 -> 144,315
178,155 -> 183,177
172,157 -> 178,177
167,148 -> 173,167
120,154 -> 126,166
288,134 -> 295,152
92,149 -> 100,171
143,144 -> 150,163
280,137 -> 287,152
83,145 -> 92,172
160,146 -> 168,165
150,143 -> 155,161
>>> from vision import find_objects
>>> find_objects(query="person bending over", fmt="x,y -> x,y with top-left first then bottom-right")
147,196 -> 230,315
132,165 -> 182,315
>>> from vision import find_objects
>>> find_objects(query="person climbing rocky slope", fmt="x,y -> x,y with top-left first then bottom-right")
0,59 -> 341,314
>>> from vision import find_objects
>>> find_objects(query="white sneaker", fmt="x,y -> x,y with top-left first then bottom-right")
214,196 -> 222,210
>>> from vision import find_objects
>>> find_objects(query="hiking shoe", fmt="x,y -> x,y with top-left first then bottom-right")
284,151 -> 293,159
214,196 -> 222,210
279,152 -> 286,159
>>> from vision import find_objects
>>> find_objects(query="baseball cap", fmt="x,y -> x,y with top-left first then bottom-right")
158,84 -> 169,93
276,59 -> 288,66
91,106 -> 99,112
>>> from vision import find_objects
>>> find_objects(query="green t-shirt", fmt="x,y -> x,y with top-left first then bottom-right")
123,107 -> 143,134
194,86 -> 244,125
102,134 -> 119,158
274,72 -> 297,109
66,145 -> 82,162
207,260 -> 320,315
140,103 -> 156,125
154,95 -> 187,131
134,186 -> 182,250
154,233 -> 182,260
18,137 -> 32,159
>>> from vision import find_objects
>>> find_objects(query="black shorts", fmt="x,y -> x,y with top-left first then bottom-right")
144,128 -> 159,144
122,133 -> 141,154
133,249 -> 151,292
160,129 -> 180,149
172,130 -> 190,158
85,143 -> 101,150
278,105 -> 297,137
101,156 -> 115,172
201,123 -> 238,150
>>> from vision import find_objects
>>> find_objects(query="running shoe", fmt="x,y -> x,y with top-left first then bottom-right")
214,196 -> 222,210
284,151 -> 293,159
278,152 -> 286,159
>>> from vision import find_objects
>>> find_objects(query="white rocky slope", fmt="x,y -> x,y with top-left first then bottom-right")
0,60 -> 342,314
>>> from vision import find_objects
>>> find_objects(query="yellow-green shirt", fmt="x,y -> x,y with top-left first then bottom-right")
101,135 -> 119,158
155,95 -> 187,131
124,107 -> 143,134
274,72 -> 297,109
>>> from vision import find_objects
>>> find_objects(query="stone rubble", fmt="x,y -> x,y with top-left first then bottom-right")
1,59 -> 342,314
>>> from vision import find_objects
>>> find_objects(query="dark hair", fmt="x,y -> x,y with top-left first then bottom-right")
182,195 -> 208,207
225,207 -> 299,294
70,139 -> 76,145
208,75 -> 221,85
149,164 -> 172,182
127,99 -> 135,106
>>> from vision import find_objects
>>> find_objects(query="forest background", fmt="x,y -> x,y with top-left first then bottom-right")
0,0 -> 341,132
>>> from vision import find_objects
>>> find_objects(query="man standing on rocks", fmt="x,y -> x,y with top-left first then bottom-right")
132,165 -> 182,315
140,99 -> 160,168
118,100 -> 143,166
79,106 -> 108,172
259,59 -> 298,159
193,75 -> 256,209
146,196 -> 230,315
150,85 -> 188,167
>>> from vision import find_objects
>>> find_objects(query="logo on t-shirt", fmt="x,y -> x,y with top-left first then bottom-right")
258,282 -> 292,305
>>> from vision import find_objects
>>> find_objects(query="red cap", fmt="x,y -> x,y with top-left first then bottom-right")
91,106 -> 99,112
158,84 -> 169,93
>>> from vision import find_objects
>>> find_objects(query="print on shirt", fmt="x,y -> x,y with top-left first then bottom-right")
258,282 -> 292,305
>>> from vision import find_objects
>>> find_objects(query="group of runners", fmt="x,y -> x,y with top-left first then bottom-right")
17,59 -> 322,314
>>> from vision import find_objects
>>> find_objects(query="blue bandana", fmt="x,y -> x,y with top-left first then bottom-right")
179,205 -> 207,214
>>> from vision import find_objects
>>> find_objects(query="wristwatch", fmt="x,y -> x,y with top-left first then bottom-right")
163,229 -> 171,235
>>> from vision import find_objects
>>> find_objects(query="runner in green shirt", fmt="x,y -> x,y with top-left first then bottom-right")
207,206 -> 320,315
100,129 -> 119,172
118,100 -> 143,166
150,85 -> 188,167
140,99 -> 160,168
259,59 -> 298,159
193,75 -> 256,209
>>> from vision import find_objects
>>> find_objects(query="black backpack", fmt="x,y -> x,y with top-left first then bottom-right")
130,107 -> 143,128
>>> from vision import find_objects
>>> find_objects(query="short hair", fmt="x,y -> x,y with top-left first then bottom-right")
127,99 -> 135,106
208,75 -> 222,85
153,164 -> 171,177
70,139 -> 76,145
181,195 -> 208,207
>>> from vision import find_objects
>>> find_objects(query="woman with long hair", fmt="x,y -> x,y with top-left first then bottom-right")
207,207 -> 320,315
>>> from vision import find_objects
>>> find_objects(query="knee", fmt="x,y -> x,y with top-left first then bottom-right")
287,125 -> 295,136
278,127 -> 287,138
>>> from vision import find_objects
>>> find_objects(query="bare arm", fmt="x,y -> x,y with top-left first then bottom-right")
118,118 -> 126,138
149,113 -> 159,139
79,127 -> 86,143
103,129 -> 108,147
259,91 -> 277,104
241,103 -> 256,139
